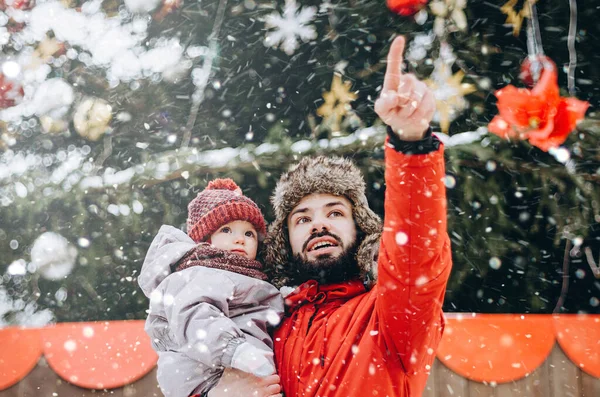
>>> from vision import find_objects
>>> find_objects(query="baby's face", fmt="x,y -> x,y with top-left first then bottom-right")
209,220 -> 258,260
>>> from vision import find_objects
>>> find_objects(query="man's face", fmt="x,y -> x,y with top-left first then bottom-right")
287,193 -> 357,265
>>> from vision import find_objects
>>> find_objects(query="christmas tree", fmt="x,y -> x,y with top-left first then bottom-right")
0,0 -> 598,325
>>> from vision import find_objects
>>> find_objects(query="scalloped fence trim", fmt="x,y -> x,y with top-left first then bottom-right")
0,315 -> 599,391
438,313 -> 600,383
0,328 -> 42,390
0,320 -> 157,391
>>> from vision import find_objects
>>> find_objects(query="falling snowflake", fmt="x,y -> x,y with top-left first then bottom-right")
429,0 -> 467,37
263,0 -> 317,56
124,0 -> 161,14
407,32 -> 435,62
0,26 -> 10,51
30,232 -> 78,280
0,286 -> 54,327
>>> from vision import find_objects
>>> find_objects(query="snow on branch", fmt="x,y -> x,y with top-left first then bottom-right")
0,125 -> 494,207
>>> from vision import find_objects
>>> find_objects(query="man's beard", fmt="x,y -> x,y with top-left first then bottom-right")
285,232 -> 361,286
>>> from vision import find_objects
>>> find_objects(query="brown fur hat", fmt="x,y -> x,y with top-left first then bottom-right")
263,156 -> 382,288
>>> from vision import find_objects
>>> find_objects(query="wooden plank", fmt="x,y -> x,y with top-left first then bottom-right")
3,351 -> 599,397
495,358 -> 551,397
120,369 -> 164,397
580,369 -> 600,397
526,358 -> 551,397
50,368 -> 163,396
15,357 -> 125,397
548,345 -> 582,397
0,359 -> 163,397
435,359 -> 469,397
0,358 -> 57,397
495,381 -> 522,397
54,380 -> 124,396
421,359 -> 439,397
467,380 -> 495,397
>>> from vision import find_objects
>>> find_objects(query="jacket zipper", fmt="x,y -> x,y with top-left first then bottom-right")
306,309 -> 317,335
306,309 -> 326,368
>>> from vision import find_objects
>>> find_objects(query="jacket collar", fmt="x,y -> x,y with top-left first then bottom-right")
284,279 -> 366,311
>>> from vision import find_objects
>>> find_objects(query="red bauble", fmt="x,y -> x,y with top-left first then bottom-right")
0,0 -> 34,10
153,0 -> 182,22
0,0 -> 34,33
387,0 -> 428,16
0,74 -> 24,109
519,54 -> 553,88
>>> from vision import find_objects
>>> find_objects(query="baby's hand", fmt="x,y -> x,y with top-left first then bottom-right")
231,342 -> 276,377
208,368 -> 281,397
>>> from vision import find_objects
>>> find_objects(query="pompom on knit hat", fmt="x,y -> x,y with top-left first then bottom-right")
263,156 -> 383,288
187,178 -> 266,243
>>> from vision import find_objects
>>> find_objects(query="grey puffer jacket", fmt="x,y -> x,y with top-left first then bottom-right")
138,225 -> 284,397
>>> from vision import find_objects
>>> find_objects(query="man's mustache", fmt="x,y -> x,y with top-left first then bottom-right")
302,230 -> 343,252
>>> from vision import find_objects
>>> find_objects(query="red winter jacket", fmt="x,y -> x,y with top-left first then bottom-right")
273,141 -> 452,397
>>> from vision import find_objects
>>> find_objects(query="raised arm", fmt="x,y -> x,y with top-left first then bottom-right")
373,36 -> 452,374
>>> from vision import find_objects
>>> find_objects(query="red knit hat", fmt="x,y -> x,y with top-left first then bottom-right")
187,178 -> 266,243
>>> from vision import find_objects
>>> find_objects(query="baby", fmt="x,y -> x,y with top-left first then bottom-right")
138,179 -> 284,397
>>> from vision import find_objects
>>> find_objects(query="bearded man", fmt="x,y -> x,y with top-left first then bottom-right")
205,35 -> 450,397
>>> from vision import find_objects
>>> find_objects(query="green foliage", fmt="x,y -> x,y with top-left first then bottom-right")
1,0 -> 599,324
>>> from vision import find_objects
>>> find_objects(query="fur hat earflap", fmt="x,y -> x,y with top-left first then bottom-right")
263,156 -> 382,288
356,232 -> 381,289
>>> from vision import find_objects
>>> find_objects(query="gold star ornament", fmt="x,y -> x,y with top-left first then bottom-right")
316,73 -> 358,135
501,0 -> 536,36
74,97 -> 113,141
27,37 -> 65,70
425,58 -> 476,133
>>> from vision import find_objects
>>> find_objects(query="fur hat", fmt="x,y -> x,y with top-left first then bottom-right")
263,156 -> 382,288
187,178 -> 266,243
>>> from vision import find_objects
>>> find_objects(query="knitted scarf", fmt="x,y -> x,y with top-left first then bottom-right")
175,243 -> 268,281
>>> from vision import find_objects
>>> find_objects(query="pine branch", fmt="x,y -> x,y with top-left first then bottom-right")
1,126 -> 387,204
181,0 -> 228,148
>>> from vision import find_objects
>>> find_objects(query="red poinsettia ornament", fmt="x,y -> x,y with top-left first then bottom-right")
387,0 -> 428,16
488,57 -> 589,152
0,73 -> 24,109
